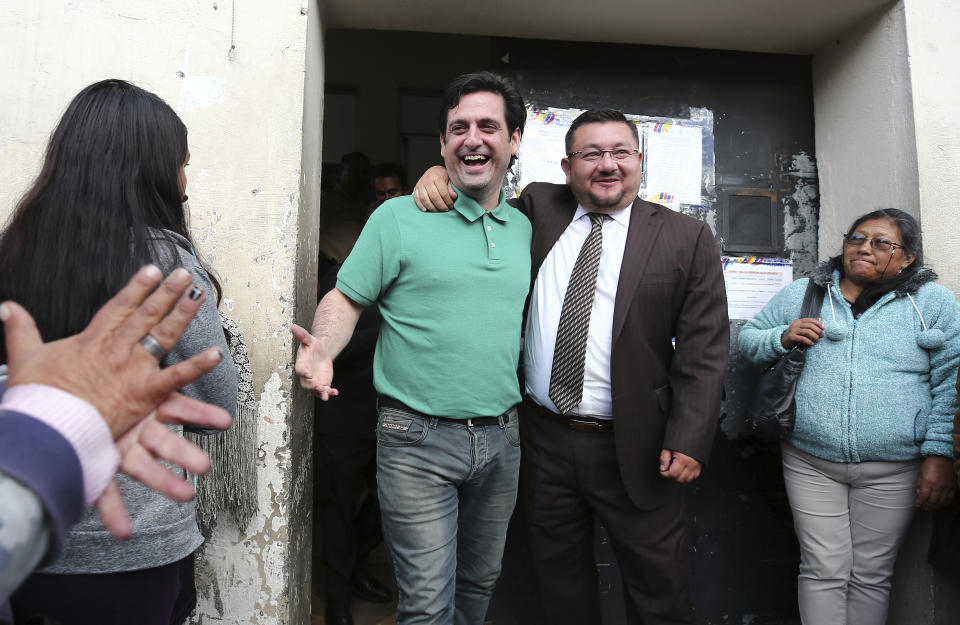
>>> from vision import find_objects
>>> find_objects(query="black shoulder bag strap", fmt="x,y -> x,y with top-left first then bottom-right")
747,278 -> 826,440
800,278 -> 826,326
798,279 -> 825,332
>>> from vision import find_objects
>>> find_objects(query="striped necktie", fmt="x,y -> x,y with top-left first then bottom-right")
549,212 -> 606,414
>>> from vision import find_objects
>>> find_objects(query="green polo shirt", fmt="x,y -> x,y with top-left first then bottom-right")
336,187 -> 531,418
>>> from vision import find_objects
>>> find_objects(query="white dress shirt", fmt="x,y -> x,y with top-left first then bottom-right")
523,203 -> 632,418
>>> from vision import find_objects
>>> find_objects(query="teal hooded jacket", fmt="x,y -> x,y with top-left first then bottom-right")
738,264 -> 960,463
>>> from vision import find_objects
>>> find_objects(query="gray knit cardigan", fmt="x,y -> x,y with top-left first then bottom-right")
41,231 -> 238,574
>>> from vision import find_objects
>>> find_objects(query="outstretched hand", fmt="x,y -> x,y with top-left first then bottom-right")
412,166 -> 457,212
2,264 -> 232,538
291,323 -> 339,401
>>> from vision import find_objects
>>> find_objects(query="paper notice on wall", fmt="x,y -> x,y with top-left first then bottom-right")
517,107 -> 583,188
643,123 -> 702,206
722,256 -> 794,320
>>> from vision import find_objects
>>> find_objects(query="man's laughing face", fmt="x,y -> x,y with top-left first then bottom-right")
440,91 -> 520,207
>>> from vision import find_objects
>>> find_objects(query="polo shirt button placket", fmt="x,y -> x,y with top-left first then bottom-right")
484,215 -> 501,264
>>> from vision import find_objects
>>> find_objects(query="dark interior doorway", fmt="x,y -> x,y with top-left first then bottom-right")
316,28 -> 817,625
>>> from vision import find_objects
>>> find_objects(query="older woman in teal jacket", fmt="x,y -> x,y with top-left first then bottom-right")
739,208 -> 959,625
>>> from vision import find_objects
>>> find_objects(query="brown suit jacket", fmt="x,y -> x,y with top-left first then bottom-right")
517,182 -> 730,509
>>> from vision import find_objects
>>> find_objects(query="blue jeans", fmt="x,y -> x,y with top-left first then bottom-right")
375,402 -> 521,625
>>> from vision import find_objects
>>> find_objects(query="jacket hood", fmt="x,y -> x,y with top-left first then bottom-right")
810,260 -> 938,296
812,260 -> 945,349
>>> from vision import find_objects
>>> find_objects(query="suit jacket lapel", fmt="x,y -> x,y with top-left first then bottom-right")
612,198 -> 662,340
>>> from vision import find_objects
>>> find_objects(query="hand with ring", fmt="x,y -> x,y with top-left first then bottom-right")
139,334 -> 168,361
1,264 -> 231,537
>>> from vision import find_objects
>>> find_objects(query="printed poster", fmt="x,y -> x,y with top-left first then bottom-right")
722,256 -> 794,320
643,123 -> 702,206
517,107 -> 582,188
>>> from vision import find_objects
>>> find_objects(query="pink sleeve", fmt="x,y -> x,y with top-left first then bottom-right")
1,384 -> 119,505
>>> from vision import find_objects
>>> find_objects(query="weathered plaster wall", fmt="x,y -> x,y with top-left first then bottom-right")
1,2 -> 317,623
812,2 -> 919,259
288,0 -> 325,621
903,0 -> 960,293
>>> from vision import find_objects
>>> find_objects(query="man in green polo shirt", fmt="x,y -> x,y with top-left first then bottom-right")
292,71 -> 531,625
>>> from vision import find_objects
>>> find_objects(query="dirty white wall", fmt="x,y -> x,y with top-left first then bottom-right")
811,2 -> 919,260
1,1 -> 320,623
812,0 -> 960,283
903,0 -> 960,294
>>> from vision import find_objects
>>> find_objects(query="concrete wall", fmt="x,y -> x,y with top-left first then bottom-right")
903,0 -> 960,293
812,2 -> 919,259
1,2 -> 319,623
286,0 -> 324,620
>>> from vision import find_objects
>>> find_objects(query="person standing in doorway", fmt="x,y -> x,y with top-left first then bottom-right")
294,71 -> 531,625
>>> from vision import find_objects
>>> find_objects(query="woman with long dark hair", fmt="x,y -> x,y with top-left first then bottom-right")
739,208 -> 960,624
5,79 -> 237,625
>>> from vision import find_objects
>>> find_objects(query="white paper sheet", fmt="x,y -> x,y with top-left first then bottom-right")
722,256 -> 794,320
517,108 -> 582,188
643,123 -> 702,206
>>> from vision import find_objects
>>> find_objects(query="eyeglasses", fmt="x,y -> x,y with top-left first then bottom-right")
843,233 -> 904,253
567,148 -> 640,162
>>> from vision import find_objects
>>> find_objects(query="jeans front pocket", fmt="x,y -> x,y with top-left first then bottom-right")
376,408 -> 430,447
503,407 -> 520,447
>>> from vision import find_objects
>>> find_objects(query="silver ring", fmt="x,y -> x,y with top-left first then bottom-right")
139,334 -> 167,361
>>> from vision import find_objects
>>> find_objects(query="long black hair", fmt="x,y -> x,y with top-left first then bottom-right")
0,79 -> 220,358
828,208 -> 923,314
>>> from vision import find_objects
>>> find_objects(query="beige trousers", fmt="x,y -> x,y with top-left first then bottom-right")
781,443 -> 920,625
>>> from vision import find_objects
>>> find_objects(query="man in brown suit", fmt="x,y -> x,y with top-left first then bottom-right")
415,108 -> 729,625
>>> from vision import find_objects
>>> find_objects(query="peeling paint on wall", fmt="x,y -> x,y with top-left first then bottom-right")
783,151 -> 819,277
192,373 -> 301,624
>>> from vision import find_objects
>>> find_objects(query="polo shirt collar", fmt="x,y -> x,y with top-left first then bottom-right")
451,184 -> 512,223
